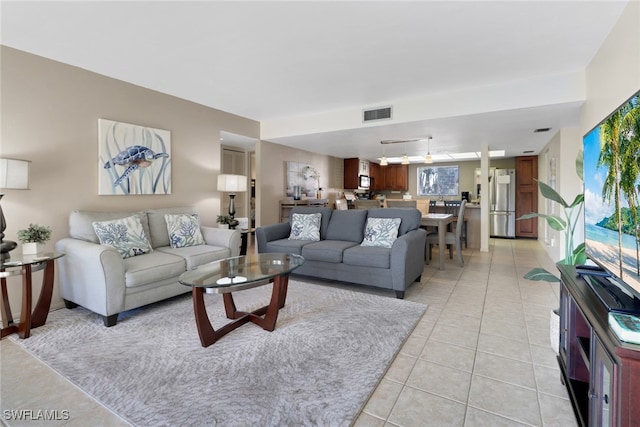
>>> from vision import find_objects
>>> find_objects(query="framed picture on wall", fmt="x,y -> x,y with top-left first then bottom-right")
417,166 -> 459,196
98,119 -> 172,195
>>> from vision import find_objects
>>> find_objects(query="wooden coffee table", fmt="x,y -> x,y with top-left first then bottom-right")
179,253 -> 304,347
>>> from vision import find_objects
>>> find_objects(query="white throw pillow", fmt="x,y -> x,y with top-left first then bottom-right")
164,213 -> 206,248
92,215 -> 152,258
361,217 -> 401,248
288,213 -> 322,241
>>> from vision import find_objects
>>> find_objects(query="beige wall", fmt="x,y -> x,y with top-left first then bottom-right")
1,46 -> 260,313
255,139 -> 343,226
537,1 -> 640,263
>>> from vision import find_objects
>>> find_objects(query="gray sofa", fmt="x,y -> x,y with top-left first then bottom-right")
256,207 -> 426,298
55,207 -> 240,326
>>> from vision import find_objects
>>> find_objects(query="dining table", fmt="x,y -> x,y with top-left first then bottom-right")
421,213 -> 454,270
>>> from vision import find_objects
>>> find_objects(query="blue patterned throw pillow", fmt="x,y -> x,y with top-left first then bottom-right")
288,213 -> 322,241
361,217 -> 402,248
92,215 -> 152,258
164,213 -> 206,248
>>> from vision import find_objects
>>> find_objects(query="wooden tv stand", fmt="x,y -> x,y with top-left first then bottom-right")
558,264 -> 640,426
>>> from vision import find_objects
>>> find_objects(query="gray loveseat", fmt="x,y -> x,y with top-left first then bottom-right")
256,207 -> 426,298
55,207 -> 240,326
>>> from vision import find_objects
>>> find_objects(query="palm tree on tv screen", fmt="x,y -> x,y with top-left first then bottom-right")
599,94 -> 640,278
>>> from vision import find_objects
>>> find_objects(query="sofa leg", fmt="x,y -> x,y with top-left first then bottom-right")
63,299 -> 78,309
415,275 -> 422,283
103,314 -> 118,327
395,290 -> 405,299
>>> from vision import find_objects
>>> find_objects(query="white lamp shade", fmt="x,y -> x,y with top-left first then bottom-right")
0,158 -> 30,189
217,174 -> 247,192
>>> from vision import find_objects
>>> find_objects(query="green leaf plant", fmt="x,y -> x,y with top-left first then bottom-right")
517,151 -> 586,282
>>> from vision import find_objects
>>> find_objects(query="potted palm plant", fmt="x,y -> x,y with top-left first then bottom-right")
17,223 -> 52,255
517,151 -> 586,353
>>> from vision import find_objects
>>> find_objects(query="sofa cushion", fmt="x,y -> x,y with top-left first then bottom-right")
264,238 -> 310,255
92,214 -> 153,258
367,207 -> 421,235
325,209 -> 367,242
301,240 -> 359,263
289,207 -> 333,239
343,245 -> 391,269
361,217 -> 401,248
123,251 -> 186,288
289,213 -> 321,241
164,213 -> 205,248
156,245 -> 230,270
70,210 -> 149,244
147,207 -> 198,248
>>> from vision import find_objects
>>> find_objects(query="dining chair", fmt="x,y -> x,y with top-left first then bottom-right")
335,199 -> 348,210
416,199 -> 430,215
426,200 -> 466,267
444,200 -> 467,248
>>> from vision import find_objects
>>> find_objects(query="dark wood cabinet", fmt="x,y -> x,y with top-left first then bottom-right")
382,164 -> 408,191
343,158 -> 370,189
558,264 -> 640,427
369,162 -> 381,191
515,155 -> 538,238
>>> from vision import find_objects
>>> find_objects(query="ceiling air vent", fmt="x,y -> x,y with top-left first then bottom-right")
534,127 -> 551,133
363,106 -> 392,122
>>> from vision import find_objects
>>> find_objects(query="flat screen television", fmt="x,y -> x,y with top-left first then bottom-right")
583,88 -> 640,313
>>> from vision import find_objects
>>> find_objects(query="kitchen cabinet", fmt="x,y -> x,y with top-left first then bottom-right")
343,158 -> 369,189
383,164 -> 408,191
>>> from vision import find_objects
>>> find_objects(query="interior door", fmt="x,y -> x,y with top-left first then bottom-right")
222,148 -> 247,218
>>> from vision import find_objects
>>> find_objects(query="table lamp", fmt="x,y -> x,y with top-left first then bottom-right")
0,158 -> 31,261
217,174 -> 247,224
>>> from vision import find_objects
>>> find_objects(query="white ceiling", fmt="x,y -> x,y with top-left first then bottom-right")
1,1 -> 630,162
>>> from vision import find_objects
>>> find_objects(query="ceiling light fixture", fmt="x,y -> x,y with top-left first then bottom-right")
379,144 -> 388,166
424,137 -> 433,164
401,154 -> 410,165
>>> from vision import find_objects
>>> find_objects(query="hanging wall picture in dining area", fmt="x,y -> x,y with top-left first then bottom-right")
98,119 -> 172,195
417,165 -> 459,196
285,161 -> 319,199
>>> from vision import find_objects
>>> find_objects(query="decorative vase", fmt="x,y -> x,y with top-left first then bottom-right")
293,185 -> 301,200
218,224 -> 229,229
22,242 -> 44,255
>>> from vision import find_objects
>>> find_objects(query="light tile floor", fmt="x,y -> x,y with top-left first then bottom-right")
1,238 -> 577,426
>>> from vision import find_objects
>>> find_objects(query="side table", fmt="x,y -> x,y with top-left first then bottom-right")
0,252 -> 64,339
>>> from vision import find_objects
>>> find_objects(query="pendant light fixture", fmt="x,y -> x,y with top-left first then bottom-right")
380,144 -> 388,166
424,137 -> 433,164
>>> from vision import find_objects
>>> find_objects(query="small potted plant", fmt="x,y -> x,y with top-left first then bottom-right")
17,223 -> 52,255
216,215 -> 233,229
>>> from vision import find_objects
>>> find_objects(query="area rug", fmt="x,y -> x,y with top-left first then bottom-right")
11,281 -> 426,426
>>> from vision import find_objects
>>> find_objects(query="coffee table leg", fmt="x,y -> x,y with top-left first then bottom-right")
251,274 -> 289,332
192,287 -> 217,347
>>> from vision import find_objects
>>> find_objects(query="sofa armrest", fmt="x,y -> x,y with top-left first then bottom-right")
54,237 -> 126,317
201,226 -> 241,257
390,229 -> 427,291
256,222 -> 291,252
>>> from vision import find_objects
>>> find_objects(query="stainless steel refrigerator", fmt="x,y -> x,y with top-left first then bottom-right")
490,168 -> 516,238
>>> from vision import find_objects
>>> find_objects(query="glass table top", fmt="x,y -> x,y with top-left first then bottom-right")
1,251 -> 65,269
179,253 -> 305,290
